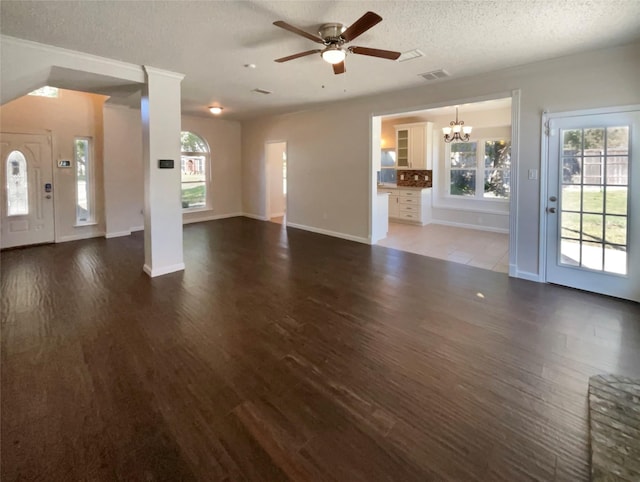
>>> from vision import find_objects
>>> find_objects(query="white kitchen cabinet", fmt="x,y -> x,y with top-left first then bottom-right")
394,122 -> 433,170
382,189 -> 400,218
379,187 -> 432,225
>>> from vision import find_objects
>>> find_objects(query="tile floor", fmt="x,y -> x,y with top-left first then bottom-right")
377,222 -> 510,273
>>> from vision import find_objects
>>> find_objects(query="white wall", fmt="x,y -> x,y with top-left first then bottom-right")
0,89 -> 108,242
103,104 -> 144,236
241,41 -> 640,278
102,108 -> 243,234
266,142 -> 286,218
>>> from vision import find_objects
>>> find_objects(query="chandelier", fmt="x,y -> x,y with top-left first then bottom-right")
443,107 -> 472,143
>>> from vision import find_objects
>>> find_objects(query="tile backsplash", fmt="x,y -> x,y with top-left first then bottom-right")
397,169 -> 432,188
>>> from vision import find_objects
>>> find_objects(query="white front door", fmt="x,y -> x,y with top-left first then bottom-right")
545,108 -> 640,302
1,133 -> 55,248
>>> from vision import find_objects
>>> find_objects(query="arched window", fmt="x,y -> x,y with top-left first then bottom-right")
180,131 -> 210,210
6,150 -> 29,216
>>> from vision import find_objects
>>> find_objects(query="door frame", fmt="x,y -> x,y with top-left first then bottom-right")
1,130 -> 56,248
370,89 -> 521,276
264,140 -> 288,221
538,104 -> 640,282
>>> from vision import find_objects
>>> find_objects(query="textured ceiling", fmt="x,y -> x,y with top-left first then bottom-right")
1,1 -> 639,120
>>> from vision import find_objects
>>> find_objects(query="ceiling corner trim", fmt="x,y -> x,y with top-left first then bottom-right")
1,34 -> 145,83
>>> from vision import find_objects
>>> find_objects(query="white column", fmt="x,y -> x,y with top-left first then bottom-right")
141,66 -> 185,277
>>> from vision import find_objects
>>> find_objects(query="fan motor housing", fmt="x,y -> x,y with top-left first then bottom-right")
319,23 -> 346,43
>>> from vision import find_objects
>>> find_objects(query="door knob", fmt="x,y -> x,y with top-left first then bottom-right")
547,207 -> 556,213
549,196 -> 557,202
45,195 -> 52,199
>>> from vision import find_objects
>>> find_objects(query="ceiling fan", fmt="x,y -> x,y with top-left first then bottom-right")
273,11 -> 401,75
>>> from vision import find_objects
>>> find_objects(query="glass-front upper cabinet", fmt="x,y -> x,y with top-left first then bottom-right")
396,129 -> 409,167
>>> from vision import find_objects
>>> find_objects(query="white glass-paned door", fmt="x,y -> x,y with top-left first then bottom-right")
545,109 -> 639,302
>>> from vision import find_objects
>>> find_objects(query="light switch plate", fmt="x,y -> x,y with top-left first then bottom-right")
528,169 -> 538,180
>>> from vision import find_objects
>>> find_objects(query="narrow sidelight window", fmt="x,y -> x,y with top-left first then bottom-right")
74,137 -> 93,224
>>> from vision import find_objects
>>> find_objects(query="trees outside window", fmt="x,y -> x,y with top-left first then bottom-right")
448,138 -> 511,199
181,131 -> 210,210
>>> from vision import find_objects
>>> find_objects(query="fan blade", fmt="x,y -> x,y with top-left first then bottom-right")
341,11 -> 382,42
350,46 -> 401,60
273,20 -> 325,44
275,49 -> 321,63
333,61 -> 346,75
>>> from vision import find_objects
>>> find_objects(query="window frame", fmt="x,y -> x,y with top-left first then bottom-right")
74,137 -> 95,225
445,137 -> 511,201
379,148 -> 397,184
180,131 -> 211,212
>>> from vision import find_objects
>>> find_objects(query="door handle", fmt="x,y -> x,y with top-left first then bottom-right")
547,207 -> 556,214
45,195 -> 52,199
549,196 -> 557,202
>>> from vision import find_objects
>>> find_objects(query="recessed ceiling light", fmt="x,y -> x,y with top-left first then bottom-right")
209,106 -> 223,115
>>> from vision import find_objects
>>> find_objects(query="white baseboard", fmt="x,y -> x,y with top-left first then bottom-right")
286,222 -> 369,244
243,212 -> 269,221
56,231 -> 106,243
513,268 -> 542,282
105,230 -> 131,239
131,225 -> 144,232
143,262 -> 185,277
183,212 -> 243,225
430,219 -> 509,234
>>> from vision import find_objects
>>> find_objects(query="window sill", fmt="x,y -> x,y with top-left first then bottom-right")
74,221 -> 98,227
433,199 -> 509,216
182,207 -> 211,214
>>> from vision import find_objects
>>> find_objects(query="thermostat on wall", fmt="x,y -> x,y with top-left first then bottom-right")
158,159 -> 174,169
58,159 -> 72,168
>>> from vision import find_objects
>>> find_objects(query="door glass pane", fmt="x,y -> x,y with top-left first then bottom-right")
560,239 -> 580,266
583,156 -> 603,184
6,150 -> 29,216
582,241 -> 603,271
605,215 -> 627,245
562,157 -> 582,183
561,186 -> 581,211
563,129 -> 582,153
582,214 -> 603,242
605,187 -> 627,215
606,127 -> 628,155
606,155 -> 628,185
584,128 -> 604,150
561,212 -> 581,239
582,186 -> 604,213
604,245 -> 627,275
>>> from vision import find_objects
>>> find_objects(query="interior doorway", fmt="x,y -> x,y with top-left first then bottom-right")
266,141 -> 287,224
370,95 -> 517,274
1,132 -> 55,248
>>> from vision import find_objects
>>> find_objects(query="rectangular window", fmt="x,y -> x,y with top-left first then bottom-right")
74,138 -> 94,224
448,138 -> 510,199
378,148 -> 397,184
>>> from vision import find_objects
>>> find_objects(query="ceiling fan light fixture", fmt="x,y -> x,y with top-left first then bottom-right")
321,47 -> 346,64
209,106 -> 223,115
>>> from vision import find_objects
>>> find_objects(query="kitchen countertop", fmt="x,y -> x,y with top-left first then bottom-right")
377,184 -> 431,190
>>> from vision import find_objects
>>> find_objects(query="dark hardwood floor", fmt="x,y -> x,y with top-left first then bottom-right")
2,217 -> 639,481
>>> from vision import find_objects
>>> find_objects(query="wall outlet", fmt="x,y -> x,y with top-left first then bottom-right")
400,174 -> 405,180
414,175 -> 418,180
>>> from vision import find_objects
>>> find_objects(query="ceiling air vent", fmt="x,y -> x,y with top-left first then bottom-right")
252,88 -> 272,95
420,69 -> 450,81
398,49 -> 424,62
